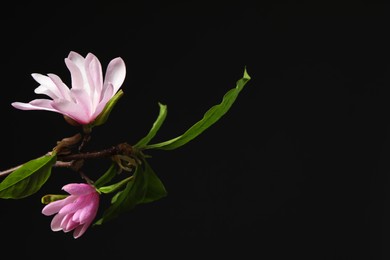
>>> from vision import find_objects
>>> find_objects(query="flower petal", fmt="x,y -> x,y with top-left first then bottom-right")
78,194 -> 99,224
73,222 -> 90,239
85,53 -> 103,99
42,196 -> 76,216
51,99 -> 90,124
31,73 -> 62,99
51,213 -> 66,231
47,73 -> 73,101
62,183 -> 95,195
11,99 -> 57,112
65,53 -> 85,91
92,83 -> 114,119
104,57 -> 126,94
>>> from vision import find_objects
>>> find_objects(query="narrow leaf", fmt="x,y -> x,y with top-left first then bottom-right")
0,154 -> 57,199
145,68 -> 251,150
98,176 -> 134,194
134,102 -> 167,148
94,163 -> 118,188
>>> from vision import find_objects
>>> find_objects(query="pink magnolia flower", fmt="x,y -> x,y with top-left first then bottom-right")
42,183 -> 100,239
12,51 -> 126,125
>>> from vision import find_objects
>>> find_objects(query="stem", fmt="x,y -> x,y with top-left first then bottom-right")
0,142 -> 136,178
0,165 -> 22,177
58,146 -> 120,161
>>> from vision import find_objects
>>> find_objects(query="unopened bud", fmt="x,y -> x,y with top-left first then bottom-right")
41,194 -> 68,204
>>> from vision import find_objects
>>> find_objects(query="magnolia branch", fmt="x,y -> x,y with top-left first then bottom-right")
0,142 -> 137,178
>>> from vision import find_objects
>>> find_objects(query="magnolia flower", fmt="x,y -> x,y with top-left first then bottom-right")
42,183 -> 100,239
12,51 -> 126,125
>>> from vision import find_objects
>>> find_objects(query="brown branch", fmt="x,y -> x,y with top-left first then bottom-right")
58,146 -> 120,161
0,142 -> 136,178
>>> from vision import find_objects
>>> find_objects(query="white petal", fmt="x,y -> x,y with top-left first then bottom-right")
31,73 -> 62,98
47,73 -> 73,101
104,57 -> 126,93
85,53 -> 103,107
11,99 -> 57,112
65,57 -> 84,91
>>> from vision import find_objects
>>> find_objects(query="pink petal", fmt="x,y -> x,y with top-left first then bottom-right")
58,197 -> 87,216
51,99 -> 90,124
92,83 -> 114,119
11,99 -> 57,112
63,183 -> 95,195
63,215 -> 79,232
78,195 -> 99,224
104,57 -> 126,93
70,88 -> 93,116
51,213 -> 66,231
42,196 -> 76,216
73,222 -> 90,239
60,213 -> 74,232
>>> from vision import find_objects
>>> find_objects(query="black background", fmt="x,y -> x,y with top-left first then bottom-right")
1,2 -> 390,259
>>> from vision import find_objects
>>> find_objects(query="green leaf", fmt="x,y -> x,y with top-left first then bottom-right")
92,89 -> 124,127
0,154 -> 57,199
93,163 -> 118,189
141,160 -> 167,204
94,159 -> 166,225
98,176 -> 133,194
134,102 -> 167,148
144,68 -> 251,150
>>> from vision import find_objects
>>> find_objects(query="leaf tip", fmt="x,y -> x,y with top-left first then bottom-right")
243,66 -> 251,80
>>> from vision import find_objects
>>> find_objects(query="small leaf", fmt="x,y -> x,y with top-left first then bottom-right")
98,176 -> 134,194
141,160 -> 167,204
0,154 -> 57,199
134,102 -> 167,148
144,68 -> 251,150
94,163 -> 118,188
92,89 -> 124,127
